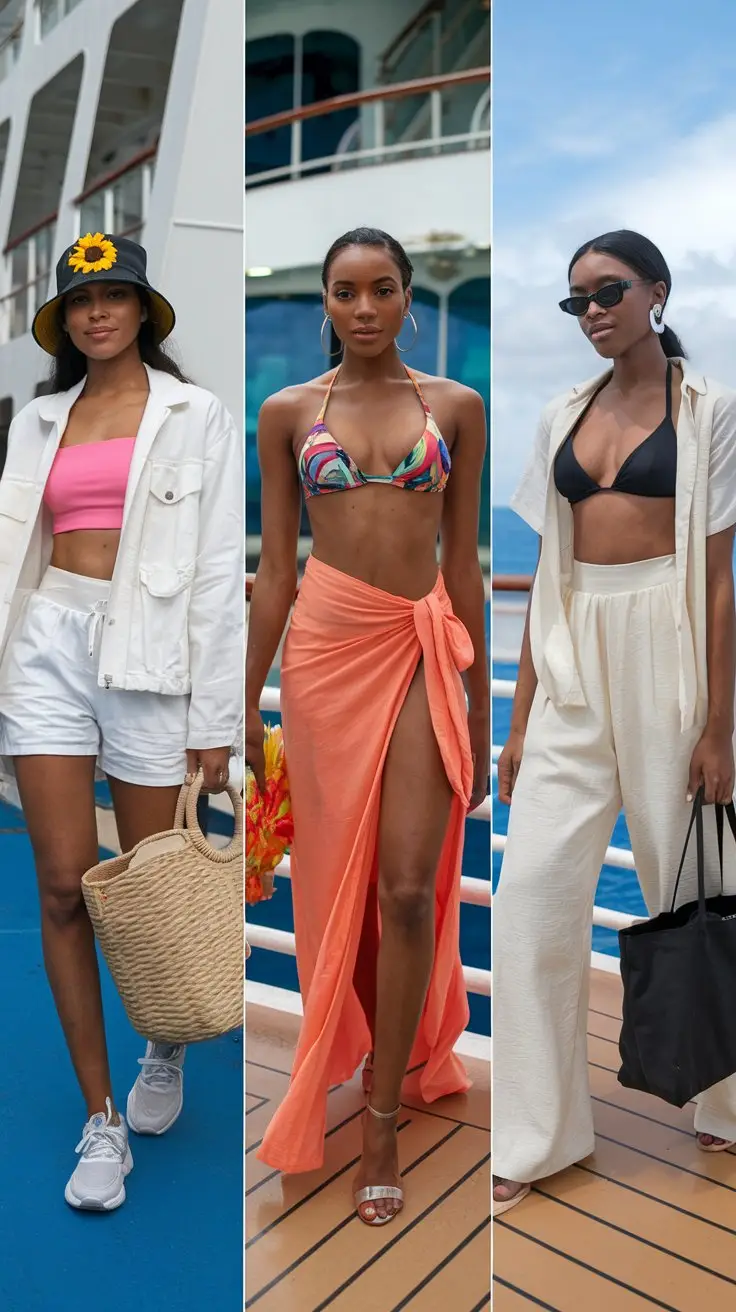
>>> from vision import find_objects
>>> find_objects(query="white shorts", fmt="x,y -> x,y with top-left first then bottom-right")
0,567 -> 189,787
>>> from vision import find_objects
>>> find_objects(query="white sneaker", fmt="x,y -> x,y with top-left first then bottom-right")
126,1042 -> 186,1135
65,1098 -> 133,1211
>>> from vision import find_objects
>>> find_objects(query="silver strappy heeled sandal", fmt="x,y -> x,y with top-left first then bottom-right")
354,1103 -> 404,1227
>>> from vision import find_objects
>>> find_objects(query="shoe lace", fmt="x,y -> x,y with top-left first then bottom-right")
138,1047 -> 184,1091
76,1097 -> 124,1160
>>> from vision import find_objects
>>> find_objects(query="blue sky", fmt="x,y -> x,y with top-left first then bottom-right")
493,0 -> 736,501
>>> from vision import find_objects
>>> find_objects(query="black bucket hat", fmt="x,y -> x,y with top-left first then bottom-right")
32,232 -> 176,355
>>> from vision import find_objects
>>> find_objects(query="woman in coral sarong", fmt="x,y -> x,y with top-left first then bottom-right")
245,227 -> 488,1225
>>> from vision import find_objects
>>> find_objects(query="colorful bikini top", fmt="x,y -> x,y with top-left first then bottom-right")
298,365 -> 451,499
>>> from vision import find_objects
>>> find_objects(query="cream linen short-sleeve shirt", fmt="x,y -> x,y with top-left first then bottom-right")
509,361 -> 736,729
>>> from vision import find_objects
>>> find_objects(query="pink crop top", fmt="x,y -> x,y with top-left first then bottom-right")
43,438 -> 135,535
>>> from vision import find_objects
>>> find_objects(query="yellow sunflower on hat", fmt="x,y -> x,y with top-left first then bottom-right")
68,233 -> 118,276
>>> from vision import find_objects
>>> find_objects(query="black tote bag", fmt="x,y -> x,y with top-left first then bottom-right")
618,788 -> 736,1107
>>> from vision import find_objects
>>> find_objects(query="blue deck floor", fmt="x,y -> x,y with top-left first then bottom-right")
0,799 -> 242,1311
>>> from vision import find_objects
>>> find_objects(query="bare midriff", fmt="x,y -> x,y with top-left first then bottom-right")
50,529 -> 121,581
571,493 -> 675,565
307,487 -> 444,600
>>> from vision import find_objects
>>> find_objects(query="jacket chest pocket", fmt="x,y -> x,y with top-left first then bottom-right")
142,460 -> 204,569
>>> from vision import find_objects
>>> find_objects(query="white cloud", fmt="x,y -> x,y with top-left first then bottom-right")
493,113 -> 736,502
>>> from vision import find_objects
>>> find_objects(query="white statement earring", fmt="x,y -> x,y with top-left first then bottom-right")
650,304 -> 665,335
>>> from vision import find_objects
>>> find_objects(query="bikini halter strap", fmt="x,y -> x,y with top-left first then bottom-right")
315,363 -> 428,425
316,368 -> 341,424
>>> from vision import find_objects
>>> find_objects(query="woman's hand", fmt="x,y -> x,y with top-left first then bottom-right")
186,746 -> 232,793
497,728 -> 525,806
688,726 -> 735,804
468,708 -> 490,812
245,706 -> 267,793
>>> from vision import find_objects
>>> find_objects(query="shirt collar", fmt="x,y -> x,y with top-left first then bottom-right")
36,364 -> 191,425
569,356 -> 707,402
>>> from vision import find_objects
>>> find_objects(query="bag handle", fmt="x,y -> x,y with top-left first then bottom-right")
173,768 -> 244,863
669,787 -> 736,916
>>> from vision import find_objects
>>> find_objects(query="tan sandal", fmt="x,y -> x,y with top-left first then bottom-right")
354,1103 -> 404,1227
493,1180 -> 530,1217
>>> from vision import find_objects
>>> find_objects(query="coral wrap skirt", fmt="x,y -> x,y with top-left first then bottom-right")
257,555 -> 474,1172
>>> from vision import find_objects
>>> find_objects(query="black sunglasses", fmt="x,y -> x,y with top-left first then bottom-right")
559,279 -> 649,317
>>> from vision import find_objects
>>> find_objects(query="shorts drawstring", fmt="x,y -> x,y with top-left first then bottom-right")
87,600 -> 108,657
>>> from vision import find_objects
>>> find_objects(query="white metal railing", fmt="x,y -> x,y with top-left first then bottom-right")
251,683 -> 492,996
251,121 -> 489,187
492,673 -> 642,933
492,596 -> 527,663
326,85 -> 490,178
77,156 -> 155,244
246,923 -> 491,997
245,69 -> 490,188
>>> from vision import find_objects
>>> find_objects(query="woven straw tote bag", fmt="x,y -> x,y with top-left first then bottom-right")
82,770 -> 243,1044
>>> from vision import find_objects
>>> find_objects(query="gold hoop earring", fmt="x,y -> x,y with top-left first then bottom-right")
396,313 -> 418,353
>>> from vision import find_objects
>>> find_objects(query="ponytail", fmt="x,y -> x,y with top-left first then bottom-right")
659,322 -> 687,360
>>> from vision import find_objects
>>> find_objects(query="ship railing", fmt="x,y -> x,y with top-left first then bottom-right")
73,145 -> 157,246
245,67 -> 490,188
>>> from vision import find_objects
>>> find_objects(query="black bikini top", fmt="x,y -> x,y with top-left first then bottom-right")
554,361 -> 677,505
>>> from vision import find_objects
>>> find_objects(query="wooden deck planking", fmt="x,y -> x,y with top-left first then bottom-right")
246,1003 -> 491,1311
494,967 -> 736,1311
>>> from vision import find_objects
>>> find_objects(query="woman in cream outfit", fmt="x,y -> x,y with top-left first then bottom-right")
493,229 -> 736,1215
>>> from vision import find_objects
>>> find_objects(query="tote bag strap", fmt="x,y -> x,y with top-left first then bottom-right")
670,791 -> 736,915
716,800 -> 736,892
717,803 -> 723,890
669,786 -> 707,916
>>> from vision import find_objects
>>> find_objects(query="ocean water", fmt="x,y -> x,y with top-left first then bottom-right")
492,505 -> 646,957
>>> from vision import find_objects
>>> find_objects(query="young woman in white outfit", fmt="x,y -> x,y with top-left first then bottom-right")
0,234 -> 243,1210
493,230 -> 736,1215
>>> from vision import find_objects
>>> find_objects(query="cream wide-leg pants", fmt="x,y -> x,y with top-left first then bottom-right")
493,554 -> 736,1184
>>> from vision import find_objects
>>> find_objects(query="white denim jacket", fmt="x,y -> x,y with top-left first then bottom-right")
511,360 -> 736,732
0,365 -> 243,750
